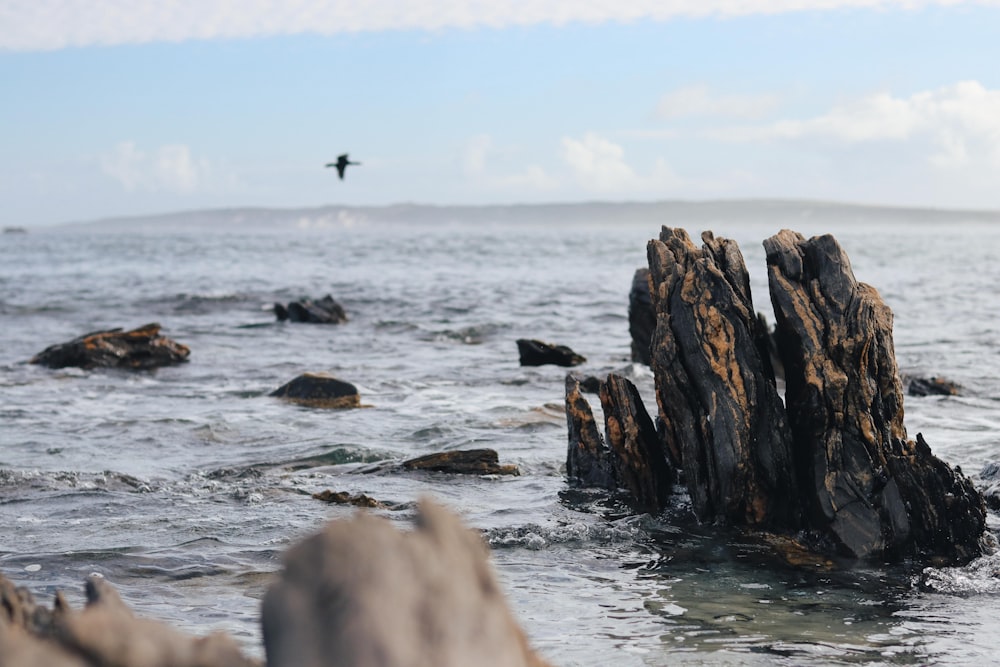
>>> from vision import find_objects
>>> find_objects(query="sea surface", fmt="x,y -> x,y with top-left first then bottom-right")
3,203 -> 1000,665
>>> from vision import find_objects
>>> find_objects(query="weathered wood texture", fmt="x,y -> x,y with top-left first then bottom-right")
765,229 -> 985,562
30,323 -> 190,370
565,373 -> 676,512
646,228 -> 800,529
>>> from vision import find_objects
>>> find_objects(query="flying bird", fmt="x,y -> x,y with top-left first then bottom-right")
326,154 -> 361,180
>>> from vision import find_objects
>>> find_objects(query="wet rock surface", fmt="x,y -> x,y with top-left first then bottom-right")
906,375 -> 962,397
401,449 -> 520,476
628,267 -> 655,365
30,323 -> 190,370
269,373 -> 361,409
516,339 -> 585,367
273,295 -> 347,324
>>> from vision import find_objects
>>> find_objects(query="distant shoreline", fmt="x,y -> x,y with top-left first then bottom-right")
35,198 -> 1000,232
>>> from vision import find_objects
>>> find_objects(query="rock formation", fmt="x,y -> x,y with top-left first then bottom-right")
30,323 -> 190,370
565,373 -> 676,513
566,226 -> 987,565
628,268 -> 655,365
516,339 -> 585,367
274,295 -> 347,324
262,499 -> 551,667
270,373 -> 361,408
765,229 -> 985,562
646,228 -> 800,530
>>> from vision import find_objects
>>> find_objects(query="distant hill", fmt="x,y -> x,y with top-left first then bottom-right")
51,199 -> 1000,232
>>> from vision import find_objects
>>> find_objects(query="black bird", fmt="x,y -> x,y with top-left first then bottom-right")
326,154 -> 361,180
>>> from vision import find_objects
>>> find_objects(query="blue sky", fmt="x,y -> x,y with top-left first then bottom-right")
4,1 -> 1000,226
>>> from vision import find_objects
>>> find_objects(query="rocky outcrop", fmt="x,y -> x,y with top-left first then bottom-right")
274,295 -> 347,324
0,572 -> 255,667
30,323 -> 190,370
906,375 -> 961,397
566,226 -> 987,565
765,229 -> 985,562
270,373 -> 361,408
647,228 -> 800,530
565,373 -> 676,513
516,339 -> 585,367
262,499 -> 551,667
628,268 -> 655,365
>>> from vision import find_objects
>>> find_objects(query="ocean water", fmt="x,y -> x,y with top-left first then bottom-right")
2,205 -> 1000,665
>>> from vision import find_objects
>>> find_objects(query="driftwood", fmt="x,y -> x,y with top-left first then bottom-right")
30,323 -> 190,370
567,226 -> 987,565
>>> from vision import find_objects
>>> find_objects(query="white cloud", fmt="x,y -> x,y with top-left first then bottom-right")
101,141 -> 212,193
712,80 -> 1000,169
562,132 -> 638,191
657,85 -> 778,119
5,0 -> 1000,51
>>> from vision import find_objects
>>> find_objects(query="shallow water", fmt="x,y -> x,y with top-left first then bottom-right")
2,210 -> 1000,665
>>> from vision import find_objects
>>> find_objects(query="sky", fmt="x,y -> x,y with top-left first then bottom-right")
4,0 -> 1000,226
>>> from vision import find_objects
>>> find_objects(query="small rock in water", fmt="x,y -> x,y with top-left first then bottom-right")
274,294 -> 347,324
907,375 -> 961,397
30,323 -> 190,370
516,339 -> 586,367
270,372 -> 362,409
402,449 -> 519,476
313,490 -> 386,508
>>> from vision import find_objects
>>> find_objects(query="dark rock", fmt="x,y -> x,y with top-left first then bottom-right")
0,572 -> 256,667
907,375 -> 961,397
30,323 -> 190,370
262,499 -> 551,667
274,294 -> 347,324
599,374 -> 676,512
979,461 -> 1000,511
270,373 -> 361,409
628,268 -> 655,365
516,339 -> 585,367
312,490 -> 386,508
402,449 -> 519,476
765,229 -> 985,562
565,374 -> 616,490
647,228 -> 800,530
564,373 -> 677,513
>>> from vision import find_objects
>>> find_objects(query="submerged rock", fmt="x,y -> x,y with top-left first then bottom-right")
270,373 -> 361,409
312,490 -> 387,508
30,323 -> 190,370
907,375 -> 962,397
516,339 -> 585,367
262,499 -> 551,667
402,449 -> 519,476
0,572 -> 255,667
274,295 -> 347,324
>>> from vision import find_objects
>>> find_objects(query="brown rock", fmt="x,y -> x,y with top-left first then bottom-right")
402,449 -> 519,476
30,323 -> 190,370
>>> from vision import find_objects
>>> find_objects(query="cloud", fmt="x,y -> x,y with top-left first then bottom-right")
562,132 -> 637,191
5,0 -> 1000,51
712,80 -> 1000,168
101,141 -> 212,193
657,85 -> 778,119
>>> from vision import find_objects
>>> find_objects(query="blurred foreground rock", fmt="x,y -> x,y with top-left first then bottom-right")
273,295 -> 347,324
0,572 -> 255,667
30,323 -> 190,370
263,499 -> 551,667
